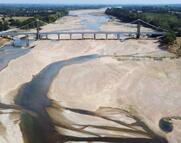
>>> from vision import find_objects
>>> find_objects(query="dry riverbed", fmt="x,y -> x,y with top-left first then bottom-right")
0,9 -> 181,143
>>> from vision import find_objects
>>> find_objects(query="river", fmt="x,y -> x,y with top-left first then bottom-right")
15,54 -> 99,143
0,8 -> 180,143
13,10 -> 169,143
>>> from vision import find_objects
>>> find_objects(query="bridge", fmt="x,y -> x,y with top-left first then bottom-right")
0,19 -> 166,41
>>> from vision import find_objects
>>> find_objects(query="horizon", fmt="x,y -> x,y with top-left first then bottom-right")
0,3 -> 181,6
0,0 -> 181,5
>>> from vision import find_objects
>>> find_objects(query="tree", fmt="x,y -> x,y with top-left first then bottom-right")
0,20 -> 9,31
161,32 -> 176,45
3,21 -> 9,30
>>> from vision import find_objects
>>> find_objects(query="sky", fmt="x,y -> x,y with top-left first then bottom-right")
0,0 -> 181,5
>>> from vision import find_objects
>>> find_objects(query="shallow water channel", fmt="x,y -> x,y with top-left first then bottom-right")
15,54 -> 98,143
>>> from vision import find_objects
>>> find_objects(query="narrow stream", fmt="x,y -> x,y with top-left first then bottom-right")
15,54 -> 98,143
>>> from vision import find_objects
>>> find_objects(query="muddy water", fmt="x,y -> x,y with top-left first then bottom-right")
15,54 -> 98,143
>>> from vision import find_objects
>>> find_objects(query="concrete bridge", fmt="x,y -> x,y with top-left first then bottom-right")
1,31 -> 165,40
0,19 -> 167,41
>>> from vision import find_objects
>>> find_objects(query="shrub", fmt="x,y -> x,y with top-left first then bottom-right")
161,32 -> 176,45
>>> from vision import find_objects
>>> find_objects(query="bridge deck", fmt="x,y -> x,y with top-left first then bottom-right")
0,18 -> 167,40
0,31 -> 166,40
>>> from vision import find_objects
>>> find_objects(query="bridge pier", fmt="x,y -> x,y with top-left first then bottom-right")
70,34 -> 72,40
94,34 -> 96,40
26,35 -> 29,47
136,20 -> 141,39
12,36 -> 15,46
46,34 -> 48,40
106,34 -> 108,40
58,34 -> 60,40
82,34 -> 84,40
117,34 -> 120,40
36,30 -> 40,40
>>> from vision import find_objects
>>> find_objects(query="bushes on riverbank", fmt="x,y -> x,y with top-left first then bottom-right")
105,8 -> 181,33
18,10 -> 68,29
160,32 -> 176,45
105,7 -> 181,46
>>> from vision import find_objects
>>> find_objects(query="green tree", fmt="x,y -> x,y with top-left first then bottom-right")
162,32 -> 176,45
3,21 -> 9,30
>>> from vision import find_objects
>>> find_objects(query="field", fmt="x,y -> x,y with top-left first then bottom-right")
11,17 -> 31,22
0,16 -> 31,21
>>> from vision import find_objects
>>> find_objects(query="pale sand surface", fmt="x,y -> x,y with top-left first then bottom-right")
0,8 -> 180,143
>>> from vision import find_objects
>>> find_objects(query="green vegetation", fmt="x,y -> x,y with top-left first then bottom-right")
105,7 -> 181,46
141,13 -> 181,31
161,32 -> 176,45
0,3 -> 109,31
0,21 -> 9,31
0,5 -> 68,31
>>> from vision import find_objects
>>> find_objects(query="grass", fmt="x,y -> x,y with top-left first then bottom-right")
143,13 -> 179,22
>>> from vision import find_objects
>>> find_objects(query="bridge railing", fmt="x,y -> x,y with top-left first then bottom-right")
0,19 -> 167,40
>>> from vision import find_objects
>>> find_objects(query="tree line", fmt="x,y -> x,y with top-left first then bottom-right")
0,8 -> 68,31
105,7 -> 181,45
